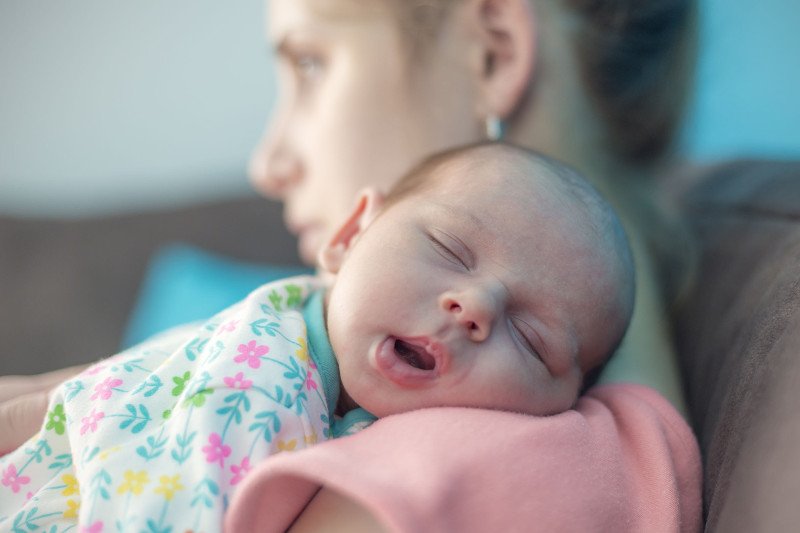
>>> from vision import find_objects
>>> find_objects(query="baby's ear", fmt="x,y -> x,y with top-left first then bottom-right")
318,188 -> 385,274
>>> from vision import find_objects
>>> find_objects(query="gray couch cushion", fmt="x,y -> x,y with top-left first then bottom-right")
0,197 -> 300,375
673,160 -> 800,530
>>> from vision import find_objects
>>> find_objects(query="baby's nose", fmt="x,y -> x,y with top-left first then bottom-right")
440,290 -> 497,343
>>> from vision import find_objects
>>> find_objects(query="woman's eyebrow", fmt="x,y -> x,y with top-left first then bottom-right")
273,37 -> 292,59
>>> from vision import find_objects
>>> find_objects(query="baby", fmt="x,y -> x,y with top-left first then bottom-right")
0,143 -> 634,531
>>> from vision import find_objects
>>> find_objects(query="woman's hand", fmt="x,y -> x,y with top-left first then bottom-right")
0,365 -> 87,453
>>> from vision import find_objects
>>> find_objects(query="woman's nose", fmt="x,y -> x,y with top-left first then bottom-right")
440,288 -> 498,343
248,137 -> 302,200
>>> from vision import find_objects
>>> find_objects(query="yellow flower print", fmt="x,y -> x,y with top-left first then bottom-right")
63,499 -> 80,519
277,439 -> 297,452
295,337 -> 309,362
304,432 -> 318,445
99,445 -> 121,461
62,474 -> 79,496
117,470 -> 150,495
154,474 -> 184,501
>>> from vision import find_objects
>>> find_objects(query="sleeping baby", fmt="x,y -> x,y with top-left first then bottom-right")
0,142 -> 635,531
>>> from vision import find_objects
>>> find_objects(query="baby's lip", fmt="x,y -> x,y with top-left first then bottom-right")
373,336 -> 450,388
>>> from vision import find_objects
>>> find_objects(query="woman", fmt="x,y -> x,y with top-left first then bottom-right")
1,0 -> 699,529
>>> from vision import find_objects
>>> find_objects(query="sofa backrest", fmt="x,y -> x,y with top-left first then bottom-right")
673,160 -> 800,531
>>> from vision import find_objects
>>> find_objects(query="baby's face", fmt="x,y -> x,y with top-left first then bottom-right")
324,162 -> 613,418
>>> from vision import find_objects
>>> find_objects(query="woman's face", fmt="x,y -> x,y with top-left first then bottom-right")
250,0 -> 483,263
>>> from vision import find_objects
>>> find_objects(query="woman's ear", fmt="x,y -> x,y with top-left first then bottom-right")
468,0 -> 537,119
318,188 -> 385,274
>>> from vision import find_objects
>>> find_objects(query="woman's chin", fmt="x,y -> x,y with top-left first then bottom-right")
298,230 -> 324,264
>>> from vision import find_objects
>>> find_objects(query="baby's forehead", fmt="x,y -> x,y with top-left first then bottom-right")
429,150 -> 574,212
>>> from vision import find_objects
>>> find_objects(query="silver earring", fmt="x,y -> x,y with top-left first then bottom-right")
485,114 -> 505,141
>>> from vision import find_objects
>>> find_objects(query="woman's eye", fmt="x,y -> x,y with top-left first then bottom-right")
429,236 -> 468,269
294,54 -> 323,81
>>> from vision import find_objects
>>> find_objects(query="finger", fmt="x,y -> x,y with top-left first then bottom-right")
0,364 -> 89,403
0,390 -> 50,454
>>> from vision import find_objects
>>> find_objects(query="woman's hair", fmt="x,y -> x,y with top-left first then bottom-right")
385,0 -> 696,165
564,0 -> 697,163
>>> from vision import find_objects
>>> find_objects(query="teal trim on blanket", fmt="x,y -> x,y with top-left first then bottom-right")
303,290 -> 340,418
302,290 -> 377,436
333,408 -> 377,438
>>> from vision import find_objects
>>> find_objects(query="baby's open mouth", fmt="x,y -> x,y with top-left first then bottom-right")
393,338 -> 437,371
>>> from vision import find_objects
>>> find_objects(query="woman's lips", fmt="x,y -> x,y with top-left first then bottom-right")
373,336 -> 446,388
297,228 -> 323,264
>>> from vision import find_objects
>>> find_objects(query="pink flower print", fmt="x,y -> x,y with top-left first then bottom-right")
230,457 -> 251,485
305,370 -> 318,391
84,364 -> 106,376
91,376 -> 123,401
81,408 -> 105,435
234,340 -> 269,369
223,371 -> 253,390
79,521 -> 104,533
1,464 -> 30,494
202,432 -> 231,468
218,320 -> 239,333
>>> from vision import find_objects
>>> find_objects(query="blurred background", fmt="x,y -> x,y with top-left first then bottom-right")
0,0 -> 270,217
1,0 -> 799,218
0,0 -> 798,375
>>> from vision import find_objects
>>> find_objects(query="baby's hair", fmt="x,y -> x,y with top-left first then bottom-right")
384,142 -> 635,391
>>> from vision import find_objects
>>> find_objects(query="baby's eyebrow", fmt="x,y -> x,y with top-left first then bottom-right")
432,203 -> 485,234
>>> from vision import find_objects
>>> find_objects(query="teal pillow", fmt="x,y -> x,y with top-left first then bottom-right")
122,244 -> 311,348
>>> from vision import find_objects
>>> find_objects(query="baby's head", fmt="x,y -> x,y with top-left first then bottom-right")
319,143 -> 635,418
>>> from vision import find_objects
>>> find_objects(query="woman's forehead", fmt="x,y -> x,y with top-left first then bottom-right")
268,0 -> 390,31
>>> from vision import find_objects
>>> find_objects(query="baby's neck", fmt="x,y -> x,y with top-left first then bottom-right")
335,386 -> 360,416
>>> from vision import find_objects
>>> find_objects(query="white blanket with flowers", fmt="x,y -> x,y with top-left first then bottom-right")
0,276 -> 336,533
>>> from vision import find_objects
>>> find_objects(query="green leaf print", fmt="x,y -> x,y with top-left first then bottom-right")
285,284 -> 302,308
172,371 -> 192,396
184,387 -> 214,408
268,289 -> 283,311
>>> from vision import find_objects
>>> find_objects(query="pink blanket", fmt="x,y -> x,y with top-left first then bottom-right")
226,384 -> 701,532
